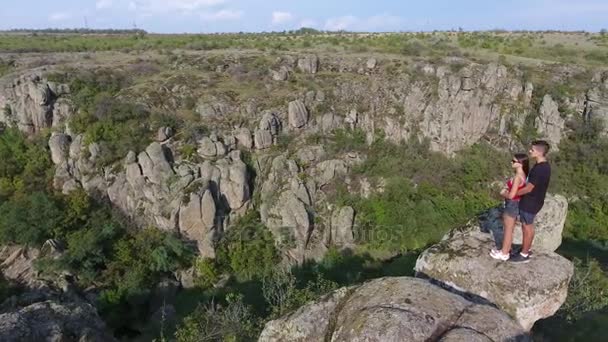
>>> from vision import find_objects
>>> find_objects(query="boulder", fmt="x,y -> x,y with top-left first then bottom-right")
259,277 -> 529,342
536,95 -> 565,149
140,142 -> 174,185
156,126 -> 173,142
259,112 -> 282,135
480,194 -> 568,252
271,66 -> 289,81
254,129 -> 273,149
297,55 -> 319,74
48,133 -> 70,165
196,103 -> 218,117
178,190 -> 216,258
0,300 -> 115,342
288,100 -> 309,129
366,57 -> 377,69
235,127 -> 253,149
198,136 -> 218,158
329,206 -> 355,247
314,159 -> 348,187
415,223 -> 574,330
321,112 -> 344,132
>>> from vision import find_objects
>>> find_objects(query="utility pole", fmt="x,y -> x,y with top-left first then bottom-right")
84,16 -> 89,29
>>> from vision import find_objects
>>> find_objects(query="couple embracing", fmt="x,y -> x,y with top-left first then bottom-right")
491,140 -> 552,263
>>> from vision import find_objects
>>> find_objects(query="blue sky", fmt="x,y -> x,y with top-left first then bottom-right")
1,0 -> 608,33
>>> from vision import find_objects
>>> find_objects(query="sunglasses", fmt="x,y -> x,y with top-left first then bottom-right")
512,160 -> 520,164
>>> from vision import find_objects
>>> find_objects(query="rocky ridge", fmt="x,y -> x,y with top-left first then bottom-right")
259,195 -> 573,340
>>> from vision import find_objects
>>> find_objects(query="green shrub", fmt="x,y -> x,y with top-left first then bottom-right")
194,258 -> 220,289
175,293 -> 258,342
216,211 -> 279,281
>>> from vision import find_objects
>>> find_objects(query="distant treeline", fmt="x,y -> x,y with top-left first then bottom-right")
0,28 -> 147,35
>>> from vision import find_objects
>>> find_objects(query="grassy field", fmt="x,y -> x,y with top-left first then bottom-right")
1,31 -> 608,67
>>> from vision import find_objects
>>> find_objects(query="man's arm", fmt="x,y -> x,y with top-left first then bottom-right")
515,183 -> 535,197
501,177 -> 523,199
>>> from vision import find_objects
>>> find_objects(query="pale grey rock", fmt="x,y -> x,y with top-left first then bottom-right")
480,194 -> 568,252
321,112 -> 344,132
214,141 -> 227,157
366,57 -> 377,69
586,87 -> 608,135
0,73 -> 66,134
295,145 -> 326,164
259,112 -> 282,135
198,137 -> 217,158
217,155 -> 250,210
254,129 -> 273,149
196,103 -> 218,117
140,142 -> 174,185
48,133 -> 70,165
330,206 -> 355,247
156,126 -> 173,142
259,277 -> 528,342
536,95 -> 565,149
179,190 -> 216,258
235,127 -> 253,149
271,66 -> 289,81
0,300 -> 115,342
314,159 -> 348,187
297,55 -> 319,74
415,222 -> 574,330
288,100 -> 309,129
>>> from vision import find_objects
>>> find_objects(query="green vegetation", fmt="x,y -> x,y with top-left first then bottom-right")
0,127 -> 193,336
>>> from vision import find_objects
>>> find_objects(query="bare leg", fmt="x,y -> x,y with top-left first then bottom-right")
521,223 -> 535,255
501,214 -> 516,254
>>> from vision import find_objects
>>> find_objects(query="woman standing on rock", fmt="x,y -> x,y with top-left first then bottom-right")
490,153 -> 529,261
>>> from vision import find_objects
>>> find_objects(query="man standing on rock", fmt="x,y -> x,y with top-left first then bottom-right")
510,140 -> 552,263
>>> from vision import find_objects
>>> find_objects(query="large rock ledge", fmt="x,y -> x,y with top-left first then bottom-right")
259,277 -> 529,342
415,223 -> 573,331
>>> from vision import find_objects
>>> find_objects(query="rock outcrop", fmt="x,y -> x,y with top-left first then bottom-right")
297,55 -> 319,74
0,242 -> 115,342
0,72 -> 72,134
0,300 -> 115,342
288,100 -> 309,129
536,95 -> 565,149
415,220 -> 573,330
480,194 -> 568,252
51,135 -> 251,257
259,277 -> 529,342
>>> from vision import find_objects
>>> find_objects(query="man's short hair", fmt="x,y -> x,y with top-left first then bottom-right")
532,140 -> 551,156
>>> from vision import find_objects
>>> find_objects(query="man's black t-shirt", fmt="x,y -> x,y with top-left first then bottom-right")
519,161 -> 551,214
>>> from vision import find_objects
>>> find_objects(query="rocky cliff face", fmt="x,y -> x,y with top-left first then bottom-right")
0,242 -> 115,341
0,71 -> 72,134
2,54 -> 600,264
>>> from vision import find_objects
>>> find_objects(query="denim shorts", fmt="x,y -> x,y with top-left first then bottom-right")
519,209 -> 536,225
503,200 -> 520,218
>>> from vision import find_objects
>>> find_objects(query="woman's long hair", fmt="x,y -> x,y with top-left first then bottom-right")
514,153 -> 529,178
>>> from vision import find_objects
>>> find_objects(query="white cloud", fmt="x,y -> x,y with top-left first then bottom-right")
96,0 -> 113,10
130,0 -> 226,14
324,15 -> 357,31
324,14 -> 404,32
201,9 -> 243,21
49,12 -> 71,22
299,19 -> 318,28
272,11 -> 293,25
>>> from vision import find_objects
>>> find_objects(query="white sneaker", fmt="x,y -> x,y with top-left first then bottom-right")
490,249 -> 510,261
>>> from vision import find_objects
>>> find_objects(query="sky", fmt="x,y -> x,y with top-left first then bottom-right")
1,0 -> 608,33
